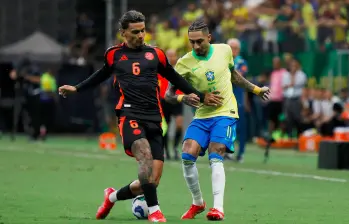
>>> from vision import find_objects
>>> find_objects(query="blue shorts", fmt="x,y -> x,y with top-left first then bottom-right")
183,116 -> 238,156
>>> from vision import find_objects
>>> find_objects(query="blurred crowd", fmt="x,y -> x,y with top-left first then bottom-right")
2,0 -> 349,144
113,0 -> 349,55
264,56 -> 349,140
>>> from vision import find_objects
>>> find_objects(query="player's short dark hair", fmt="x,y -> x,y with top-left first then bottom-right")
119,10 -> 145,30
188,18 -> 209,34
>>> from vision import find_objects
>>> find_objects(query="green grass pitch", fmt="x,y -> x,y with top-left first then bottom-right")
0,136 -> 349,224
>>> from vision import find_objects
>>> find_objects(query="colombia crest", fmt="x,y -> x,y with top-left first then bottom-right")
145,52 -> 154,60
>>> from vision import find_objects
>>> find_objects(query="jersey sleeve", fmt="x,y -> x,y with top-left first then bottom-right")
154,47 -> 205,102
226,45 -> 235,71
75,47 -> 116,92
174,58 -> 189,79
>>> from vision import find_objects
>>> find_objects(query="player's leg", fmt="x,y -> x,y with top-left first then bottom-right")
206,117 -> 238,221
145,127 -> 167,222
96,117 -> 155,220
173,104 -> 184,160
161,99 -> 172,160
236,106 -> 246,162
130,138 -> 166,222
181,119 -> 210,219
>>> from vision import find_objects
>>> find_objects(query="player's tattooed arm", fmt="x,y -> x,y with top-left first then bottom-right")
231,69 -> 256,92
164,84 -> 178,104
231,69 -> 270,100
165,84 -> 200,108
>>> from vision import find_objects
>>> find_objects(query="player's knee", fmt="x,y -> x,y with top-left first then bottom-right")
175,120 -> 183,130
208,152 -> 224,166
208,143 -> 226,157
175,124 -> 183,131
182,139 -> 201,157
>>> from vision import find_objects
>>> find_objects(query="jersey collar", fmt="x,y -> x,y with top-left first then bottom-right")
192,44 -> 214,61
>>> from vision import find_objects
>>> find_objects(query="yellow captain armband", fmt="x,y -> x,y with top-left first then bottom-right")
177,94 -> 184,103
252,86 -> 261,95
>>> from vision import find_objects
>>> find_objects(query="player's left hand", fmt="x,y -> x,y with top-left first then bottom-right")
258,86 -> 270,101
183,93 -> 200,108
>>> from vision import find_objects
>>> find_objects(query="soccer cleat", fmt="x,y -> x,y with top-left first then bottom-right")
181,202 -> 206,219
96,187 -> 116,219
206,208 -> 224,221
148,210 -> 167,222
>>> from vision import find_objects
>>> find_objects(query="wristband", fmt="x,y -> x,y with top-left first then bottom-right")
177,95 -> 184,102
252,86 -> 261,95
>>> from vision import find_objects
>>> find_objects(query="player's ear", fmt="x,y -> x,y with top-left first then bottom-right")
207,34 -> 212,43
120,29 -> 125,37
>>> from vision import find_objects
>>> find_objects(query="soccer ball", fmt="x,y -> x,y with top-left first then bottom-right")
131,195 -> 149,219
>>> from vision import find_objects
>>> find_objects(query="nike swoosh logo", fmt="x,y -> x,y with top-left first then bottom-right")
192,67 -> 200,72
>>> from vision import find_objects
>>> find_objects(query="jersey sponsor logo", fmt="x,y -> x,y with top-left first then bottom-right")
145,52 -> 154,60
205,71 -> 215,81
119,54 -> 128,61
230,109 -> 235,114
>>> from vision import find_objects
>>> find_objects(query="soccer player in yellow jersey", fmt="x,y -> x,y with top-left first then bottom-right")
165,19 -> 270,221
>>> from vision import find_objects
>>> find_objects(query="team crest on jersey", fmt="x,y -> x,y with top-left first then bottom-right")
145,52 -> 154,60
205,71 -> 215,81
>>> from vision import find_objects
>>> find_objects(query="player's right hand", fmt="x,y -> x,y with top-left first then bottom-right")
183,93 -> 200,108
58,85 -> 77,98
204,91 -> 224,107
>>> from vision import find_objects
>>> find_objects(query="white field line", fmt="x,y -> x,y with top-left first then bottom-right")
0,146 -> 347,183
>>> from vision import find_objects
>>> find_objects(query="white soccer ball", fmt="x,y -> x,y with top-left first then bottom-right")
131,195 -> 149,219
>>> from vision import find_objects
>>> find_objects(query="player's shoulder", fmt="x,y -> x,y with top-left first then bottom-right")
212,43 -> 231,53
144,44 -> 164,54
104,43 -> 125,58
177,51 -> 195,65
144,45 -> 167,64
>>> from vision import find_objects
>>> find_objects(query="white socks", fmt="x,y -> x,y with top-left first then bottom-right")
210,158 -> 225,213
148,205 -> 160,215
182,159 -> 204,206
108,191 -> 118,202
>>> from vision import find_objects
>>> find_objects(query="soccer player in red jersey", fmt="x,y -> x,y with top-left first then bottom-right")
58,10 -> 223,223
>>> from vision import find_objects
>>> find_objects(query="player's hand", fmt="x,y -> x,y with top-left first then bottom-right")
258,86 -> 270,101
203,91 -> 224,107
58,85 -> 77,98
183,93 -> 200,108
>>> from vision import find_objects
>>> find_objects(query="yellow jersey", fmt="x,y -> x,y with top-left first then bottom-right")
175,44 -> 238,119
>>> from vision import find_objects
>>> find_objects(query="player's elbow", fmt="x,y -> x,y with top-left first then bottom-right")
164,92 -> 176,104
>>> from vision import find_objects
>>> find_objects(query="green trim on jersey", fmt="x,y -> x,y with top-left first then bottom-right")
192,44 -> 214,61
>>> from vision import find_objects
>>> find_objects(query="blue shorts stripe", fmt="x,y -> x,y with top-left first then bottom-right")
208,153 -> 224,161
182,152 -> 197,162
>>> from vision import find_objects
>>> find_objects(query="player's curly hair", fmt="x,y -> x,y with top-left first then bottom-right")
119,10 -> 145,30
188,18 -> 209,34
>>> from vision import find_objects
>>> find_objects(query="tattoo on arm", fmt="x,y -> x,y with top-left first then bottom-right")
164,85 -> 179,104
131,138 -> 153,185
231,69 -> 255,92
